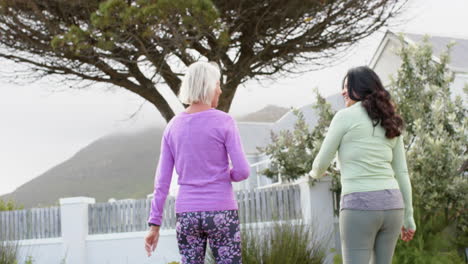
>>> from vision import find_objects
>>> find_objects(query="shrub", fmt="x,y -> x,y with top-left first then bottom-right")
205,222 -> 327,264
0,239 -> 18,264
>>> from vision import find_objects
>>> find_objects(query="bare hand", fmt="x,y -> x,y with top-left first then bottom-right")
400,227 -> 415,242
145,226 -> 160,257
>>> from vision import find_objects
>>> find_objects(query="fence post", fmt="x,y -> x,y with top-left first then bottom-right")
298,176 -> 339,263
60,197 -> 95,264
298,176 -> 334,224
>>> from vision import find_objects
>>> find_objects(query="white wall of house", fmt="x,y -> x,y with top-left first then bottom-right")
371,31 -> 468,101
372,37 -> 403,87
452,73 -> 468,99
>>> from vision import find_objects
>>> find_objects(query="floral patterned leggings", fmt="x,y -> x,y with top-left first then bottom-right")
175,210 -> 242,264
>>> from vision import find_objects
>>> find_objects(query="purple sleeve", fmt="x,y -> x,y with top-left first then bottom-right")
225,117 -> 250,182
148,133 -> 174,226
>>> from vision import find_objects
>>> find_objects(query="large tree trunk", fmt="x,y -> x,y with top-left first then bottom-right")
147,93 -> 176,123
217,76 -> 242,113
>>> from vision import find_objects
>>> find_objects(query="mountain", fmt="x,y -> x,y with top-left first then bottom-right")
236,105 -> 290,123
1,127 -> 164,208
2,105 -> 290,208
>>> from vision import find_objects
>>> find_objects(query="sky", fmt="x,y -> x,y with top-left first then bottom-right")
1,0 -> 467,196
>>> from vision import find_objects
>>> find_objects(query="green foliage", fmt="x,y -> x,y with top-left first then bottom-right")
260,109 -> 315,182
52,0 -> 222,54
392,208 -> 465,264
329,248 -> 343,264
0,240 -> 18,264
23,257 -> 33,264
261,89 -> 341,192
0,200 -> 23,212
389,36 -> 468,262
205,222 -> 326,264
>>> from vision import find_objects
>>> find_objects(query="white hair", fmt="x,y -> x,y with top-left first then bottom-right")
179,61 -> 221,105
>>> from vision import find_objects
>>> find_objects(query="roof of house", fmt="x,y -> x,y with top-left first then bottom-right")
370,31 -> 468,73
404,33 -> 468,71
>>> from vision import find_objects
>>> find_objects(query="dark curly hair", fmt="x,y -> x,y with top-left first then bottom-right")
344,66 -> 403,139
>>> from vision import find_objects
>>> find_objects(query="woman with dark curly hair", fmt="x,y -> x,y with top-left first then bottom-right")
309,66 -> 416,264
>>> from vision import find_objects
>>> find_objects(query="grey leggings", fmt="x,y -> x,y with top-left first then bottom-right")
339,209 -> 404,264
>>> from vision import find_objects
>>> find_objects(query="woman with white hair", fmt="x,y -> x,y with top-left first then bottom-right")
144,61 -> 249,264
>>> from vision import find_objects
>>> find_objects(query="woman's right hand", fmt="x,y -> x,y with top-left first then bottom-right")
145,226 -> 160,257
400,227 -> 415,242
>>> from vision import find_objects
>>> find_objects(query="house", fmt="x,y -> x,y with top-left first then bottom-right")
370,30 -> 468,99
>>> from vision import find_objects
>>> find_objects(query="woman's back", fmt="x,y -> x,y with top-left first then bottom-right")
169,109 -> 236,186
160,109 -> 250,213
336,102 -> 402,195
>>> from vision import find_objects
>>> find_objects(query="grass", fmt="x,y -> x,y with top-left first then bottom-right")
0,237 -> 19,264
205,221 -> 328,264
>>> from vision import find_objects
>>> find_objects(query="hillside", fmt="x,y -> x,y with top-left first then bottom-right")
1,127 -> 163,208
236,105 -> 289,123
1,106 -> 290,208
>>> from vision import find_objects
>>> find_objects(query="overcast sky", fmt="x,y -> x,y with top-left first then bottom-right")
1,0 -> 467,196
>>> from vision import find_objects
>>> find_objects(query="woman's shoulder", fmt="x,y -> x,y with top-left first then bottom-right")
334,105 -> 354,120
208,109 -> 236,125
335,102 -> 365,118
174,109 -> 235,126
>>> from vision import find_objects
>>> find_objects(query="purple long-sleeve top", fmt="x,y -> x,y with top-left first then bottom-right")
148,109 -> 250,226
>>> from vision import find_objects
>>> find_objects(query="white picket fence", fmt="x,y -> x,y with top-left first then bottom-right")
87,185 -> 302,235
0,179 -> 334,264
0,207 -> 61,240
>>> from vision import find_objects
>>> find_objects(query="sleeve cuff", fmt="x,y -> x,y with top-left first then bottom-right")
147,217 -> 162,226
308,168 -> 320,179
403,209 -> 416,230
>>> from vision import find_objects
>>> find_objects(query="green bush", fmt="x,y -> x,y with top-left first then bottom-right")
0,240 -> 18,264
205,222 -> 327,264
0,200 -> 23,212
392,209 -> 465,264
389,36 -> 467,262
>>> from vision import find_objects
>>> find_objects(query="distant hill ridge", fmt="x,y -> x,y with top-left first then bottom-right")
236,105 -> 290,123
1,105 -> 289,208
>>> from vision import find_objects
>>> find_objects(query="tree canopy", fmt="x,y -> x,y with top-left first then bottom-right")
0,0 -> 406,122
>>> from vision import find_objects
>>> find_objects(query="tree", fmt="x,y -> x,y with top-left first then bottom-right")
390,37 -> 467,263
260,90 -> 337,183
260,90 -> 341,213
0,0 -> 406,122
0,199 -> 23,211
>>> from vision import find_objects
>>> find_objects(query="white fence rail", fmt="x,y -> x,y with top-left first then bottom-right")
236,185 -> 301,224
88,184 -> 301,235
0,185 -> 303,239
0,207 -> 61,240
88,197 -> 176,235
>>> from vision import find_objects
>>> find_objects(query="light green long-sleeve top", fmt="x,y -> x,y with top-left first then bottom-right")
309,101 -> 416,230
